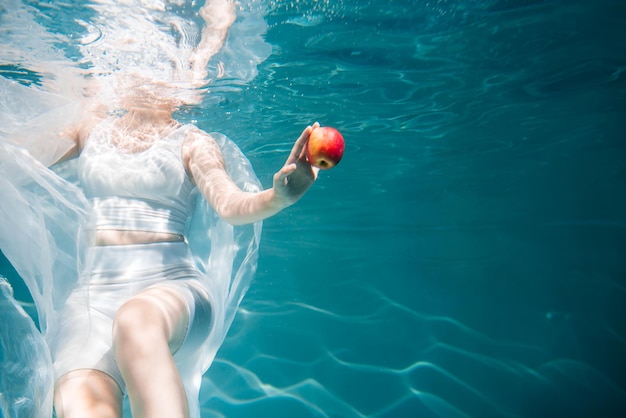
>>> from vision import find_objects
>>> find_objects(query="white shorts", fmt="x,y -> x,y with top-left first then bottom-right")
51,241 -> 213,391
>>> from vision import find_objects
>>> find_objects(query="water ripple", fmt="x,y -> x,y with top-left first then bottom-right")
199,268 -> 626,416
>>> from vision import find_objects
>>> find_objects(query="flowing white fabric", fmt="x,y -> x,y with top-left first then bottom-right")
0,79 -> 263,418
0,1 -> 270,417
0,278 -> 54,418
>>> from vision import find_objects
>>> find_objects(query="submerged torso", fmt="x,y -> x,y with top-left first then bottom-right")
78,118 -> 196,245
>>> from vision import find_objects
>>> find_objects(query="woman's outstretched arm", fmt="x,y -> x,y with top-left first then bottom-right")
182,124 -> 319,225
189,0 -> 236,84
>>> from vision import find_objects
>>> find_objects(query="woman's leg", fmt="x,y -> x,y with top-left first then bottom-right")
112,286 -> 190,418
54,369 -> 123,418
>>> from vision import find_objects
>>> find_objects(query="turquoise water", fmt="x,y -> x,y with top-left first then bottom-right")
2,0 -> 626,417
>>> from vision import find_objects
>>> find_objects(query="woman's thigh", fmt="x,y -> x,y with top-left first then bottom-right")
112,284 -> 201,418
113,284 -> 191,352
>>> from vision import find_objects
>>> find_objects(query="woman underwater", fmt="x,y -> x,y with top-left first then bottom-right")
0,0 -> 319,417
51,89 -> 317,418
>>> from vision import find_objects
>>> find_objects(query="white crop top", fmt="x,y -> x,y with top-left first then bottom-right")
78,120 -> 196,235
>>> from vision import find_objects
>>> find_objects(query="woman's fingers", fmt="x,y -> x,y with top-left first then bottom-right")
275,163 -> 298,185
288,122 -> 319,164
310,165 -> 320,180
287,127 -> 310,163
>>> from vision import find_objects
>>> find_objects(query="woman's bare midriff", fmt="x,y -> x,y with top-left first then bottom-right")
95,229 -> 185,246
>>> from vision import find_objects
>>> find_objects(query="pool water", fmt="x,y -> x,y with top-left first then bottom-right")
2,0 -> 626,417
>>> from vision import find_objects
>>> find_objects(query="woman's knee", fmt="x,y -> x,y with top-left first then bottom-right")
112,298 -> 167,354
112,288 -> 189,354
54,369 -> 122,418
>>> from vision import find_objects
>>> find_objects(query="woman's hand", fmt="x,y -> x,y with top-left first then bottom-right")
272,122 -> 320,208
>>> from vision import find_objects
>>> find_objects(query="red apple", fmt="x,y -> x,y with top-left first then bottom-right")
306,126 -> 345,169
